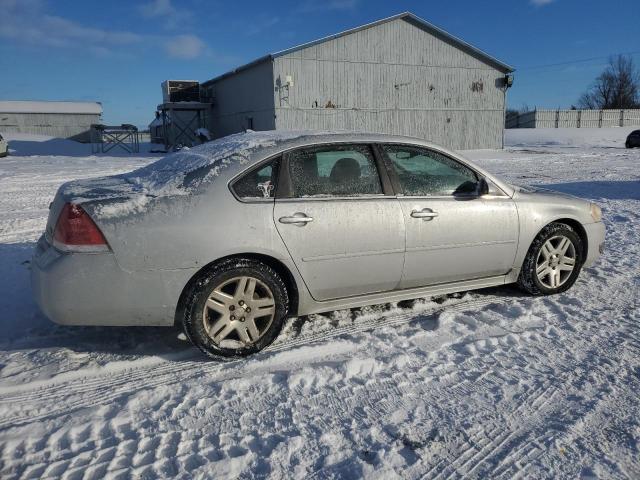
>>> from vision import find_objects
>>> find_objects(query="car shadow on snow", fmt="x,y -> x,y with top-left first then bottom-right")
539,180 -> 640,201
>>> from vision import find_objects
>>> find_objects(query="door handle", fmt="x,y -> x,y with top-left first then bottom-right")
279,214 -> 314,225
410,209 -> 439,220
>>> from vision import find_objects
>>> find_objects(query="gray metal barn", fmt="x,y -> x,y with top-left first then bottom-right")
0,101 -> 102,142
201,12 -> 514,150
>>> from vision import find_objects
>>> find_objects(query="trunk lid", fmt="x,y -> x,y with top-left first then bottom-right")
45,174 -> 145,242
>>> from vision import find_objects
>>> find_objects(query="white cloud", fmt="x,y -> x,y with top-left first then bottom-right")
530,0 -> 556,6
164,34 -> 207,59
139,0 -> 175,17
0,0 -> 141,53
139,0 -> 192,29
0,0 -> 208,61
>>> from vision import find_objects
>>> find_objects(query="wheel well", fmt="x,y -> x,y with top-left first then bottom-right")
552,218 -> 588,259
173,253 -> 300,326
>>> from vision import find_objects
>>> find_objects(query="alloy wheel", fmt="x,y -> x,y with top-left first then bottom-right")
535,235 -> 577,289
202,276 -> 276,348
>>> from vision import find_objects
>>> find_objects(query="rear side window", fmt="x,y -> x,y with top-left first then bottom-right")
287,145 -> 382,197
232,157 -> 280,200
383,145 -> 478,196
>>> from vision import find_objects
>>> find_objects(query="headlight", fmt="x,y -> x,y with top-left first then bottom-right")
590,203 -> 602,222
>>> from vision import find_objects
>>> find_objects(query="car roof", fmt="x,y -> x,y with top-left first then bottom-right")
136,129 -> 450,178
118,129 -> 513,202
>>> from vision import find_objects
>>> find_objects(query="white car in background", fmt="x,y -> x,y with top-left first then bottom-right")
0,134 -> 7,157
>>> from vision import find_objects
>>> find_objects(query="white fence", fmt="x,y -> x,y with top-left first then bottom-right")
506,109 -> 640,129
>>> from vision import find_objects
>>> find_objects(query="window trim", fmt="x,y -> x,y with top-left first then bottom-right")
377,143 -> 486,198
278,142 -> 393,200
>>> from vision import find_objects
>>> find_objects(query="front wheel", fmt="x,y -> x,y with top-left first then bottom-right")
182,259 -> 289,358
517,222 -> 584,295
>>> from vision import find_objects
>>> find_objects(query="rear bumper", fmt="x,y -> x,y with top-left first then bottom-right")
583,221 -> 605,267
31,235 -> 192,326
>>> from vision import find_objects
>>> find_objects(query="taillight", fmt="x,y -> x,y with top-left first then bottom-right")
53,203 -> 109,252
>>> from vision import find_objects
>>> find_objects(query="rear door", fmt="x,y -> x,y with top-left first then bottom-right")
274,143 -> 405,301
380,144 -> 519,289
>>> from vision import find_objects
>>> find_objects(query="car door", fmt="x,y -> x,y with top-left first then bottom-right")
380,144 -> 519,289
273,143 -> 405,301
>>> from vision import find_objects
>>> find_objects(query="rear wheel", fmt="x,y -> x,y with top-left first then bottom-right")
182,258 -> 289,358
517,222 -> 584,295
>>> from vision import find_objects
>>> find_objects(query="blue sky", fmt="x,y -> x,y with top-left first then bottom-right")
1,0 -> 638,127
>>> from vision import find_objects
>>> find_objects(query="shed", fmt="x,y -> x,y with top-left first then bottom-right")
0,101 -> 102,142
201,12 -> 514,150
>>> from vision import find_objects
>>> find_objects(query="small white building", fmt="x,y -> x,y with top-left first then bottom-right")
0,101 -> 102,142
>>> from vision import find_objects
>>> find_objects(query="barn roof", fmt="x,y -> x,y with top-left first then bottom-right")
204,12 -> 513,85
0,101 -> 102,115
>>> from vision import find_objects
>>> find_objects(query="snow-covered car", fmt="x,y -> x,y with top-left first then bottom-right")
625,129 -> 640,148
31,131 -> 605,358
0,133 -> 7,157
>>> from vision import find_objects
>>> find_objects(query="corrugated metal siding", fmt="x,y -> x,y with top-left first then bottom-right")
206,60 -> 276,138
272,18 -> 507,149
0,112 -> 100,142
509,109 -> 640,128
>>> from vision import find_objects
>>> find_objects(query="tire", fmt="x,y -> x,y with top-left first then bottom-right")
517,222 -> 584,296
182,258 -> 289,358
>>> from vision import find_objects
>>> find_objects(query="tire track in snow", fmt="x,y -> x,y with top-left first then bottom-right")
0,294 -> 509,431
425,302 -> 640,479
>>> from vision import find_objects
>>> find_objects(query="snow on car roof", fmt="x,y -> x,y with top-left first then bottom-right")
0,101 -> 102,115
66,130 -> 333,218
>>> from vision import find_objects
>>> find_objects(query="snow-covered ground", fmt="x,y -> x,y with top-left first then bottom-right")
0,130 -> 638,479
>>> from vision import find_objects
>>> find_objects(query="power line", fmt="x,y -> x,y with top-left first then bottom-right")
518,50 -> 640,71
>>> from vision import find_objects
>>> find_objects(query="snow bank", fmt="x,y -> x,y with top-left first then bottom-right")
2,132 -> 164,158
3,133 -> 92,156
506,127 -> 638,149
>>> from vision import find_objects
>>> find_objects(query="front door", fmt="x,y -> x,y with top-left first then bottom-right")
380,144 -> 519,289
274,144 -> 405,301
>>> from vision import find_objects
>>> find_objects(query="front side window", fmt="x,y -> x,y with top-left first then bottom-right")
383,145 -> 478,196
287,144 -> 383,197
232,157 -> 279,200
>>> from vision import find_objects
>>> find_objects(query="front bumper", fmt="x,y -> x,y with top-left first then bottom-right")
31,235 -> 191,326
583,221 -> 605,267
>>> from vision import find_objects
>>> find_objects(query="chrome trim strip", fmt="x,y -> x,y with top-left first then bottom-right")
406,239 -> 516,253
302,248 -> 404,262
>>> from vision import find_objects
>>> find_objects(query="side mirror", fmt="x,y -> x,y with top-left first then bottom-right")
477,178 -> 489,196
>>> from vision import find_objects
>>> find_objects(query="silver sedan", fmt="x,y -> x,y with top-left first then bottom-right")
31,131 -> 605,357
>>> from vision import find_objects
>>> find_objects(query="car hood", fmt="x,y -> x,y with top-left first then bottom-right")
512,183 -> 581,200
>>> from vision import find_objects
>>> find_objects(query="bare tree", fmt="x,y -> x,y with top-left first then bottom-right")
578,55 -> 640,109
